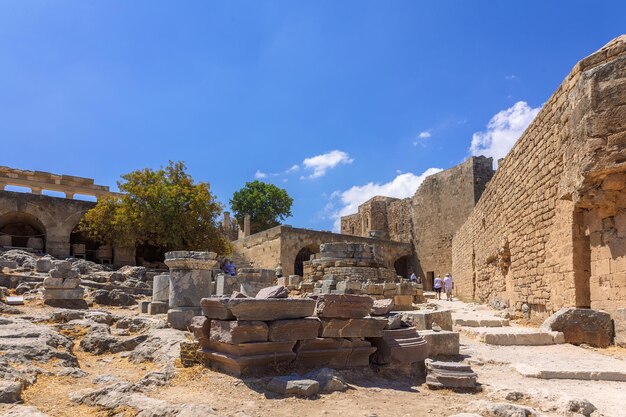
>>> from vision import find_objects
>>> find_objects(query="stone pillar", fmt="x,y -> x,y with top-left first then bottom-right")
31,187 -> 42,195
65,192 -> 75,199
148,273 -> 170,315
165,251 -> 218,329
223,211 -> 231,229
244,214 -> 251,237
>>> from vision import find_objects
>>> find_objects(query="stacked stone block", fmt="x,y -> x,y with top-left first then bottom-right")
147,273 -> 169,315
42,260 -> 86,308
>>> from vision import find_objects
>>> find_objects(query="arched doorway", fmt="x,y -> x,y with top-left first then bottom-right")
69,226 -> 101,262
394,255 -> 411,279
0,212 -> 46,252
293,245 -> 319,277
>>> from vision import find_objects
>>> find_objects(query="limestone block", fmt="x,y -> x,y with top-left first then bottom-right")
35,258 -> 53,273
316,294 -> 374,319
363,284 -> 383,295
319,318 -> 387,338
43,277 -> 80,289
188,315 -> 211,341
425,359 -> 478,390
368,327 -> 428,365
202,340 -> 295,356
43,288 -> 85,300
371,298 -> 394,316
49,268 -> 79,280
0,259 -> 18,269
201,349 -> 295,377
228,298 -> 316,321
52,260 -> 72,272
200,297 -> 235,320
152,274 -> 169,303
255,285 -> 288,299
209,320 -> 269,344
168,268 -> 213,308
540,307 -> 613,348
402,310 -> 453,331
268,318 -> 321,342
293,338 -> 375,369
267,376 -> 319,397
148,301 -> 168,315
393,295 -> 414,309
167,307 -> 200,330
419,330 -> 460,357
288,275 -> 301,286
615,308 -> 626,347
139,300 -> 150,314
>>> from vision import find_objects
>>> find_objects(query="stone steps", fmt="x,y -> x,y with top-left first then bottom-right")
458,326 -> 564,346
514,363 -> 626,382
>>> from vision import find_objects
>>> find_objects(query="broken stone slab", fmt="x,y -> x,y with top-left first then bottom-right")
43,288 -> 85,300
50,268 -> 79,280
540,307 -> 613,348
202,340 -> 296,356
5,296 -> 25,305
371,298 -> 394,316
615,308 -> 626,347
0,380 -> 23,403
188,316 -> 210,341
200,297 -> 235,320
267,376 -> 320,397
294,338 -> 375,369
0,259 -> 18,269
304,368 -> 347,393
319,317 -> 387,338
228,298 -> 316,321
454,318 -> 509,328
167,307 -> 200,330
268,318 -> 321,342
368,327 -> 428,365
401,310 -> 453,331
35,258 -> 53,273
465,327 -> 565,346
513,363 -> 626,382
255,285 -> 288,299
468,401 -> 539,417
152,274 -> 170,303
316,294 -> 374,319
209,320 -> 268,344
139,300 -> 150,314
43,277 -> 81,289
202,349 -> 295,377
425,359 -> 478,390
419,330 -> 460,357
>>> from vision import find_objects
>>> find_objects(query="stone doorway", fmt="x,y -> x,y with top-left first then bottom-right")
294,246 -> 317,277
394,255 -> 411,278
0,211 -> 46,252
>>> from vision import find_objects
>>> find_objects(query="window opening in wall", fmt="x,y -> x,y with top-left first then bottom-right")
426,271 -> 435,291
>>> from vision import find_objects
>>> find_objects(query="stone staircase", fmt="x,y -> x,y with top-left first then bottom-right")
453,314 -> 564,346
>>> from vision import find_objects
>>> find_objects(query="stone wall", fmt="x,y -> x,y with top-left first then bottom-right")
232,226 -> 412,278
452,36 -> 626,318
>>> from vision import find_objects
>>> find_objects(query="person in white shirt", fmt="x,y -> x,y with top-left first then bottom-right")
443,273 -> 454,301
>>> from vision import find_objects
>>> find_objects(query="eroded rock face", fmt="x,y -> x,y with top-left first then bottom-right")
316,294 -> 374,319
540,308 -> 613,348
267,376 -> 320,397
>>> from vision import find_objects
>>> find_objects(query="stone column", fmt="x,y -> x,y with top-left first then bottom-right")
244,214 -> 251,237
31,187 -> 42,195
165,251 -> 218,329
65,192 -> 75,199
148,273 -> 170,315
223,211 -> 231,229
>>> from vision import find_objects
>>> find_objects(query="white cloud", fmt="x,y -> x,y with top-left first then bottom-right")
329,168 -> 443,231
504,74 -> 518,80
254,170 -> 268,179
418,131 -> 431,139
286,164 -> 299,173
470,101 -> 541,163
302,150 -> 353,179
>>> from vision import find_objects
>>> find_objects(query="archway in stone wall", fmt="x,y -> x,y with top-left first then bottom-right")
394,255 -> 411,279
0,211 -> 46,252
293,245 -> 319,277
136,244 -> 166,268
69,225 -> 101,262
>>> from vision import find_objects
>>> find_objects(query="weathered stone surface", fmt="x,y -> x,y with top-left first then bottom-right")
201,349 -> 295,376
371,298 -> 394,316
43,288 -> 85,300
255,285 -> 289,299
200,297 -> 235,320
294,338 -> 375,369
152,274 -> 170,303
368,327 -> 428,365
563,398 -> 597,416
319,317 -> 387,338
228,298 -> 316,321
209,320 -> 268,344
0,381 -> 22,403
202,340 -> 295,356
43,277 -> 81,289
139,300 -> 150,314
167,307 -> 199,330
402,310 -> 453,331
304,368 -> 347,393
35,257 -> 53,273
92,289 -> 136,306
469,401 -> 538,417
268,318 -> 321,342
425,359 -> 478,390
0,259 -> 18,269
540,307 -> 613,348
267,376 -> 319,397
419,330 -> 460,357
148,301 -> 168,315
316,294 -> 374,318
188,316 -> 210,340
615,308 -> 626,347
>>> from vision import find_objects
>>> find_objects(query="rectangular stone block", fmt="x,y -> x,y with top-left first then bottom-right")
402,310 -> 453,331
316,294 -> 374,319
615,308 -> 626,347
393,295 -> 414,308
189,316 -> 211,340
319,318 -> 387,338
200,297 -> 235,320
201,349 -> 296,377
42,288 -> 85,300
228,298 -> 316,321
139,300 -> 150,314
43,277 -> 81,289
294,338 -> 352,369
148,301 -> 168,315
419,330 -> 460,357
210,320 -> 268,344
268,318 -> 321,342
202,340 -> 296,356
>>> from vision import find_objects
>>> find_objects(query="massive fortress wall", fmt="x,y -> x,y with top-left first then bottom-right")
452,36 -> 626,317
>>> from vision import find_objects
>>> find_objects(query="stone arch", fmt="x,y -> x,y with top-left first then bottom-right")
393,254 -> 411,278
293,244 -> 320,277
0,211 -> 47,251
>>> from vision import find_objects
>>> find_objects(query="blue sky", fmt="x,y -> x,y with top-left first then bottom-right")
1,1 -> 625,231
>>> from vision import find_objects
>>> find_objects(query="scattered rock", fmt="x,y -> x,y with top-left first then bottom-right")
564,399 -> 597,417
0,405 -> 49,416
93,289 -> 136,306
385,314 -> 402,330
35,257 -> 53,273
117,265 -> 147,280
69,259 -> 105,274
540,308 -> 613,348
0,381 -> 22,403
505,391 -> 526,401
371,299 -> 394,316
255,285 -> 289,299
305,368 -> 348,393
267,375 -> 320,397
57,367 -> 88,378
470,400 -> 538,417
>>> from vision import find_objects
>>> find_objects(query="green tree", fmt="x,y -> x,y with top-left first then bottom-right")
230,180 -> 293,234
80,161 -> 229,255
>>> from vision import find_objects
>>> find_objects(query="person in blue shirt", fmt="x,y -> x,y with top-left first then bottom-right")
222,259 -> 236,276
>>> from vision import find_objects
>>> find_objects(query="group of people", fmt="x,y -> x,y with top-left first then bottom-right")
434,273 -> 454,301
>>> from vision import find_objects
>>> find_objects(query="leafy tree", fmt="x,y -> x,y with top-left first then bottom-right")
80,161 -> 229,255
230,180 -> 293,234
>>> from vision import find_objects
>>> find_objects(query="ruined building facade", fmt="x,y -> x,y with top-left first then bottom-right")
452,36 -> 626,318
340,156 -> 494,289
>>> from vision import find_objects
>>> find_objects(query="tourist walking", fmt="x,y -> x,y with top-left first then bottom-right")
433,275 -> 443,300
444,273 -> 454,301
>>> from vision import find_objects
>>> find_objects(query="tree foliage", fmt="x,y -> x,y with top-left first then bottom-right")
230,180 -> 293,234
80,161 -> 229,254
